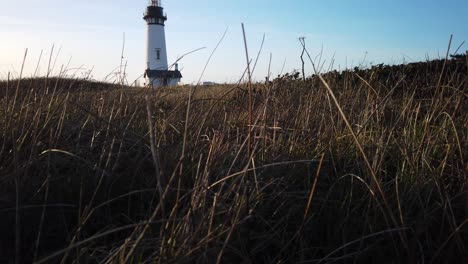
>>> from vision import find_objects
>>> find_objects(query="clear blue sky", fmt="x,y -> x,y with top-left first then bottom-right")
0,0 -> 467,84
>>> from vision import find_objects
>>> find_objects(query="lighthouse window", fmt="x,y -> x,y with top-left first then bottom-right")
156,49 -> 161,60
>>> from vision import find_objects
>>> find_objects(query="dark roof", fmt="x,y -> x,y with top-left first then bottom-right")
146,69 -> 182,79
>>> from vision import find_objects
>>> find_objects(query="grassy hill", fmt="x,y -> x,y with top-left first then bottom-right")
0,55 -> 466,263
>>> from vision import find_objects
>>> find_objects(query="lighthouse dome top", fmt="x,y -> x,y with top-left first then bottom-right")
148,0 -> 162,7
144,0 -> 167,24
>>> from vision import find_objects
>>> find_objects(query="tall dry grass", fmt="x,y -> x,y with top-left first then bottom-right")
0,54 -> 466,263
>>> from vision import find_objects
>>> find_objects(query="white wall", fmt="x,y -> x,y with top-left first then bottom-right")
146,24 -> 168,70
147,77 -> 181,87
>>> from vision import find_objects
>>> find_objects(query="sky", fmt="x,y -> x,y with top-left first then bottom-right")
0,0 -> 467,84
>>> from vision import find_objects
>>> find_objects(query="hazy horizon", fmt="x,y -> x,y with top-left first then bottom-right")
1,0 -> 467,84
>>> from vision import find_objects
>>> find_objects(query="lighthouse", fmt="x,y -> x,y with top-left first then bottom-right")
144,0 -> 182,87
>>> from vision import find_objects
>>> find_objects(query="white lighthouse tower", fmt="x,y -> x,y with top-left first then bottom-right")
144,0 -> 182,87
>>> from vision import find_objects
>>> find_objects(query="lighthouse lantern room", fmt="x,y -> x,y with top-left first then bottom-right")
144,0 -> 182,87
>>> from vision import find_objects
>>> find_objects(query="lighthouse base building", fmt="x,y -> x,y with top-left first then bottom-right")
145,69 -> 182,87
144,0 -> 182,87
